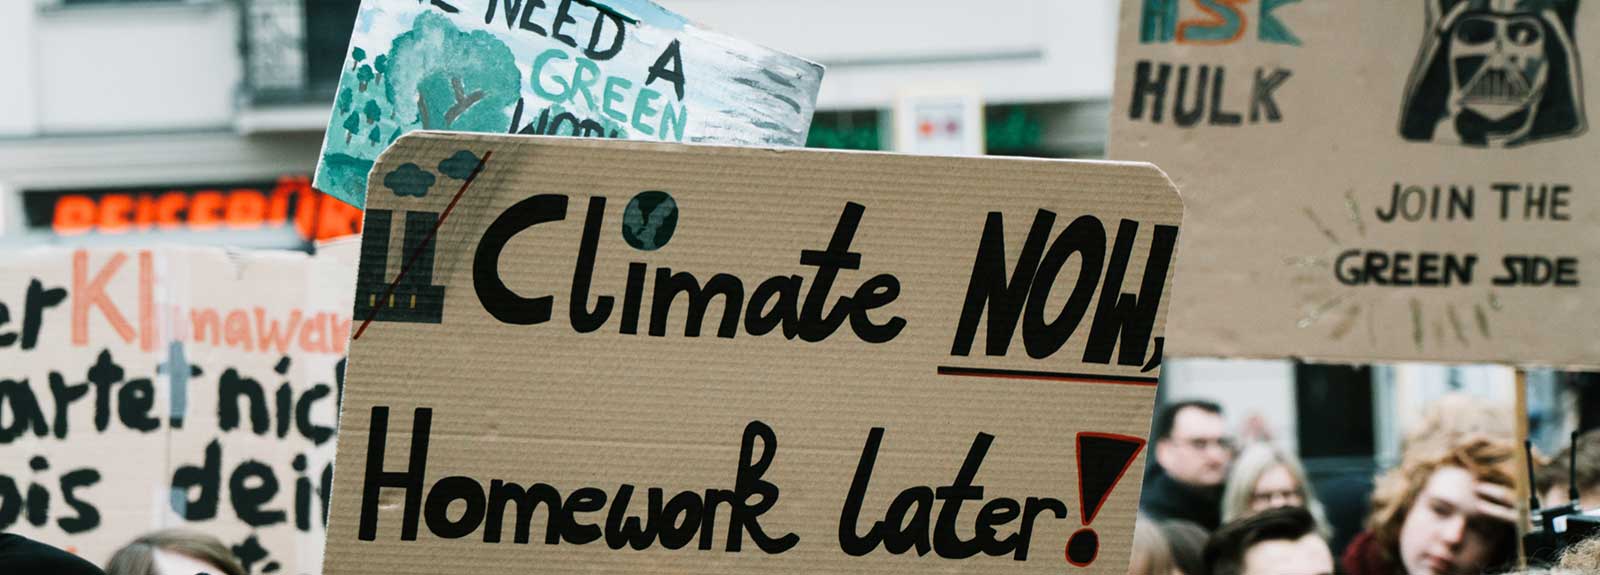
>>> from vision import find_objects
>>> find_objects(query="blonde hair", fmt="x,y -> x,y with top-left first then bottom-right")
1129,514 -> 1175,575
1402,393 -> 1513,457
105,529 -> 246,575
1558,532 -> 1600,571
1220,443 -> 1332,538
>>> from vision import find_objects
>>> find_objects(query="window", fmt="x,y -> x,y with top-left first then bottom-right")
304,0 -> 362,92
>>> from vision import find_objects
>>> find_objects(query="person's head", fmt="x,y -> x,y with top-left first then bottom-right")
1402,393 -> 1514,457
1220,443 -> 1333,537
1204,506 -> 1333,575
1153,400 -> 1232,488
1540,429 -> 1600,510
1368,436 -> 1520,575
1157,519 -> 1210,575
105,530 -> 245,575
1129,514 -> 1177,575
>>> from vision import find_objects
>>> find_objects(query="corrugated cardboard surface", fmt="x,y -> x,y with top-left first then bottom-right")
0,246 -> 354,571
1108,0 -> 1600,366
324,133 -> 1183,573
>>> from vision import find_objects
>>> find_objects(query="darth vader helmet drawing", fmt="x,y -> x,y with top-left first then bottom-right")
1400,0 -> 1586,147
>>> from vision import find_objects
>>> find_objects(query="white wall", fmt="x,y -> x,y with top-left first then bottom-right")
0,2 -> 39,136
1161,358 -> 1299,453
662,0 -> 1118,109
34,2 -> 241,133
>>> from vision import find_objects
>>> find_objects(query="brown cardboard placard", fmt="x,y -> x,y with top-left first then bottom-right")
1108,0 -> 1600,367
322,133 -> 1184,573
0,246 -> 355,571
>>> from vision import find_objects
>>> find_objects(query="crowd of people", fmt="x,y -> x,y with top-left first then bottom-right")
1131,398 -> 1600,575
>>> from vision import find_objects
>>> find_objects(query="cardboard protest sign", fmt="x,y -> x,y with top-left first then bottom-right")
323,132 -> 1183,573
313,0 -> 824,209
0,246 -> 355,573
1108,0 -> 1600,366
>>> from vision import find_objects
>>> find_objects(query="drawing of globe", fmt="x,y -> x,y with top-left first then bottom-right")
622,191 -> 678,251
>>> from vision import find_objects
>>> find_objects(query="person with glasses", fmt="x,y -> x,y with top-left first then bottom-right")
1142,399 -> 1235,531
1220,443 -> 1334,539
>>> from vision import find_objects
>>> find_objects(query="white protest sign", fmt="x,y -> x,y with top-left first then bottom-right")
313,0 -> 825,208
0,246 -> 355,573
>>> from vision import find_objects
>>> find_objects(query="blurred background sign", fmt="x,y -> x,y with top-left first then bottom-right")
18,175 -> 361,247
892,89 -> 985,155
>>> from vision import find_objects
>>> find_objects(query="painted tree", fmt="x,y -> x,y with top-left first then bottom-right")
358,64 -> 374,92
368,126 -> 382,146
343,111 -> 361,144
337,88 -> 353,114
351,47 -> 366,71
364,100 -> 382,125
383,12 -> 520,133
374,54 -> 388,84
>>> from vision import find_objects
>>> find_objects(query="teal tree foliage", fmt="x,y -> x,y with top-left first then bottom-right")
318,15 -> 522,207
364,100 -> 382,125
384,163 -> 435,198
343,111 -> 362,144
385,12 -> 520,133
358,64 -> 375,92
374,54 -> 388,83
338,88 -> 354,114
437,150 -> 480,180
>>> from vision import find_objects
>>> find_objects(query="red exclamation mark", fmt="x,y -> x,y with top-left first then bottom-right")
1067,432 -> 1146,568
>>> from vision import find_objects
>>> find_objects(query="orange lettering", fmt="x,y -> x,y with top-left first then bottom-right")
270,176 -> 311,225
135,195 -> 159,230
190,191 -> 224,230
72,250 -> 136,346
157,192 -> 186,229
254,307 -> 303,354
1177,0 -> 1249,45
316,195 -> 365,240
99,194 -> 133,233
224,310 -> 253,351
53,195 -> 96,236
331,314 -> 351,354
140,251 -> 155,352
191,308 -> 221,345
225,189 -> 267,229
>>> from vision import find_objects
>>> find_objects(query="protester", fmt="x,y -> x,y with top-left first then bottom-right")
1539,429 -> 1599,511
0,533 -> 105,575
105,530 -> 245,575
1220,443 -> 1333,538
1159,518 -> 1210,575
1129,514 -> 1177,575
1143,400 -> 1233,530
1204,506 -> 1334,575
1341,436 -> 1520,575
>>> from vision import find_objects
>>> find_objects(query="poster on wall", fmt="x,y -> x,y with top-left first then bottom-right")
0,246 -> 356,573
1108,0 -> 1600,366
312,0 -> 825,209
321,132 -> 1184,573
